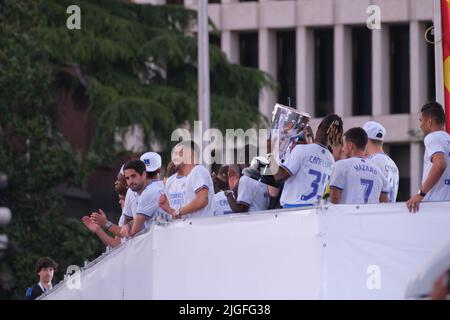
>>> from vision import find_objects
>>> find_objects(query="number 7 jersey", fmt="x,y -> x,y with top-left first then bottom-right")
280,143 -> 335,207
329,157 -> 389,204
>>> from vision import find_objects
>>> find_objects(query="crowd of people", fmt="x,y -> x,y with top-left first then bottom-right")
79,102 -> 450,248
25,102 -> 450,299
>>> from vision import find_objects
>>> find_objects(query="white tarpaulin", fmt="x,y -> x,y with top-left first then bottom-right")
43,202 -> 450,300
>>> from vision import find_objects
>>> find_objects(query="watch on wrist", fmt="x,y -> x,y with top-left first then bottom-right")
104,220 -> 113,230
417,189 -> 427,197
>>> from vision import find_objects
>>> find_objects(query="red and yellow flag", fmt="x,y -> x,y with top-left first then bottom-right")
440,0 -> 450,132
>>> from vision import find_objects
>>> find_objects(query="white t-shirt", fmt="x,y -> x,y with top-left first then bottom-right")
123,188 -> 139,218
184,165 -> 215,218
165,174 -> 186,210
422,131 -> 450,201
369,153 -> 400,203
236,175 -> 269,212
213,191 -> 233,215
280,143 -> 335,207
330,157 -> 389,204
135,180 -> 165,228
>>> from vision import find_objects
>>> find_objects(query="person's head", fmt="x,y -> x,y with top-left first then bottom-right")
316,114 -> 344,148
213,165 -> 229,192
140,152 -> 162,179
118,194 -> 126,209
331,143 -> 345,161
35,257 -> 57,284
171,140 -> 200,170
363,121 -> 386,152
123,160 -> 147,192
343,127 -> 368,158
420,102 -> 446,135
114,165 -> 128,196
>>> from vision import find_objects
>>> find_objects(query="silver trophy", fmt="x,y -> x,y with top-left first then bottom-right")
243,103 -> 311,187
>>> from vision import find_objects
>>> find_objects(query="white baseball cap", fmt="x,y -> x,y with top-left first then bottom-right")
363,121 -> 386,141
140,152 -> 162,172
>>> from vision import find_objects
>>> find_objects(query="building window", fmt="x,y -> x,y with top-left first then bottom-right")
314,28 -> 334,117
277,30 -> 296,107
239,32 -> 258,68
166,0 -> 184,5
208,0 -> 221,4
427,22 -> 436,102
352,27 -> 372,116
385,143 -> 410,202
390,25 -> 410,114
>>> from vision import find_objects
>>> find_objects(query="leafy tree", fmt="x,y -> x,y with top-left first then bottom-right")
0,0 -> 103,299
43,0 -> 272,163
0,0 -> 271,299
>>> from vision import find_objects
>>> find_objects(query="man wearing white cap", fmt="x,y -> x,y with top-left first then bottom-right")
122,152 -> 165,237
363,121 -> 400,203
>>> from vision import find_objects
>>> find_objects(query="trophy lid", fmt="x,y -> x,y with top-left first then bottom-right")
272,103 -> 311,120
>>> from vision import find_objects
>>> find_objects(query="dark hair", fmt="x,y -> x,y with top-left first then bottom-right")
344,127 -> 368,150
123,160 -> 146,175
368,138 -> 383,146
218,165 -> 229,179
176,140 -> 201,162
146,170 -> 159,179
318,114 -> 344,146
166,161 -> 177,177
35,257 -> 57,274
421,102 -> 446,125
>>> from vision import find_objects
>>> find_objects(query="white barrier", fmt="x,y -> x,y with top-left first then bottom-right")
43,202 -> 450,300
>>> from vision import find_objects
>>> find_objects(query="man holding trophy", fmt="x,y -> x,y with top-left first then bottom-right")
243,104 -> 343,209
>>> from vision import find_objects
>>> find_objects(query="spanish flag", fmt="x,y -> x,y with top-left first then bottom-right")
440,0 -> 450,132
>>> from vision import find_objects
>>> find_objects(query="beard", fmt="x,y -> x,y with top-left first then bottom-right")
129,183 -> 142,192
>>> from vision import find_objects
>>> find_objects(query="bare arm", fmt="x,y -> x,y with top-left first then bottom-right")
407,153 -> 447,213
178,188 -> 209,217
120,216 -> 133,238
422,153 -> 447,193
379,193 -> 388,203
107,224 -> 122,238
95,229 -> 121,247
225,192 -> 249,213
130,214 -> 147,236
273,166 -> 291,182
82,217 -> 121,247
161,189 -> 209,218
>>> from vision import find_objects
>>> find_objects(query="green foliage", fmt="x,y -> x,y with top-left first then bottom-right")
42,0 -> 271,163
0,0 -> 271,299
0,0 -> 103,299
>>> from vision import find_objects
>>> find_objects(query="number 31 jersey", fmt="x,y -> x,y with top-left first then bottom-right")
329,157 -> 389,204
280,143 -> 335,207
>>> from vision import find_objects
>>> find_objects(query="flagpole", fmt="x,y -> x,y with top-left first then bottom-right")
198,0 -> 211,170
434,0 -> 445,106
